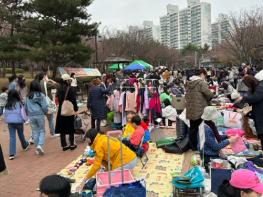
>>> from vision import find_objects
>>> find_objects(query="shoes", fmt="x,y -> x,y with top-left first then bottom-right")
70,145 -> 77,150
24,143 -> 30,151
62,146 -> 70,151
29,138 -> 34,145
36,145 -> 44,155
51,133 -> 60,138
9,155 -> 15,160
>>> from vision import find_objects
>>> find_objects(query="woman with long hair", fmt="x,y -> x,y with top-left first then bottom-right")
17,75 -> 27,103
25,80 -> 48,156
55,74 -> 78,151
237,75 -> 263,148
3,90 -> 29,160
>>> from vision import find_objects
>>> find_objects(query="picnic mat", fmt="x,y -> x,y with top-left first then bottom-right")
59,143 -> 185,195
132,143 -> 184,197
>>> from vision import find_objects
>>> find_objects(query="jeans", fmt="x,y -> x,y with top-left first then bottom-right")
30,115 -> 45,147
91,116 -> 101,132
8,123 -> 28,156
115,157 -> 138,170
189,118 -> 203,151
60,133 -> 75,147
46,113 -> 55,135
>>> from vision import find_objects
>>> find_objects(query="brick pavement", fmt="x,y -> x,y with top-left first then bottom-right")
0,118 -> 87,197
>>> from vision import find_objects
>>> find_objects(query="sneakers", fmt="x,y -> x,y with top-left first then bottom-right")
29,138 -> 34,145
50,133 -> 60,138
24,143 -> 30,151
9,155 -> 15,160
36,145 -> 44,155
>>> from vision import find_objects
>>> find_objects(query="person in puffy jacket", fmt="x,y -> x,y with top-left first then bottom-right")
4,90 -> 29,160
185,69 -> 214,151
84,129 -> 137,180
25,80 -> 48,156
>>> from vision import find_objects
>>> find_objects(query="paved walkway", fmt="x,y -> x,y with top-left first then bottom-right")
0,118 -> 87,197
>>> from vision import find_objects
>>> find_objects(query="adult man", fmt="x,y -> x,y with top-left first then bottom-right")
185,69 -> 214,151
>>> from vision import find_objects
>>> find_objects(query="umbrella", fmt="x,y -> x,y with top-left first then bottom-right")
123,64 -> 145,71
108,63 -> 124,72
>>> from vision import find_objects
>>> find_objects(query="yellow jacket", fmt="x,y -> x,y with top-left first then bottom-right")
122,122 -> 135,138
86,134 -> 137,179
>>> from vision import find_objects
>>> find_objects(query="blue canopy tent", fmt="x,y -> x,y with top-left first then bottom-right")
123,64 -> 145,71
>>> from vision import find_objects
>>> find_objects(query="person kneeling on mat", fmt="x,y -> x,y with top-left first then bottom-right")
84,129 -> 137,180
199,106 -> 238,172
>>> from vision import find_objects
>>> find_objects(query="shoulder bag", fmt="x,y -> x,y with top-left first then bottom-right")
44,82 -> 57,114
61,86 -> 75,116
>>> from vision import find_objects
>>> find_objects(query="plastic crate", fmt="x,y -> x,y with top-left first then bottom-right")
96,169 -> 134,197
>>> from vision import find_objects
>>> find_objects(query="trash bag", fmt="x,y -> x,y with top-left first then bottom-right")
172,166 -> 204,189
162,135 -> 189,154
103,181 -> 146,197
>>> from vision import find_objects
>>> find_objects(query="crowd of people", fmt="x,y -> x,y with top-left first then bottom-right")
1,62 -> 263,196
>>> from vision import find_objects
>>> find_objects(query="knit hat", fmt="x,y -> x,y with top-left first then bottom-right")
201,106 -> 221,121
85,129 -> 99,145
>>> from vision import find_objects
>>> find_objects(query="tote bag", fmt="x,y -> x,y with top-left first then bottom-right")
223,111 -> 242,129
44,82 -> 57,114
61,87 -> 75,116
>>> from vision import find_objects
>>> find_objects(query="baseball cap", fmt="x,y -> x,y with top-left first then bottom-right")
230,169 -> 263,194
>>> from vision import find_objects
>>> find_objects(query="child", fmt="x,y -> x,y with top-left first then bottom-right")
122,111 -> 136,138
3,90 -> 29,160
0,87 -> 8,116
122,115 -> 145,152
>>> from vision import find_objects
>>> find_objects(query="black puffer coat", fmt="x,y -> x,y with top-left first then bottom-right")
243,81 -> 263,135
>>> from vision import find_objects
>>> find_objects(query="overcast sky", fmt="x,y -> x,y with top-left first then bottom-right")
88,0 -> 262,31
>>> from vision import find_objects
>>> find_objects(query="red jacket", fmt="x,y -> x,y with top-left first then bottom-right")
130,126 -> 145,146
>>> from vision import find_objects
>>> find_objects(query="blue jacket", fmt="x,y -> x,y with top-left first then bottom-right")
199,124 -> 230,156
4,103 -> 24,124
25,92 -> 48,117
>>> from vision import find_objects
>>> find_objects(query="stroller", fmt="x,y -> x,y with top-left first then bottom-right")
74,111 -> 91,142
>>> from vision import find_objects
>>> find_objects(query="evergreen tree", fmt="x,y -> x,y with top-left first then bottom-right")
0,0 -> 25,75
20,0 -> 98,76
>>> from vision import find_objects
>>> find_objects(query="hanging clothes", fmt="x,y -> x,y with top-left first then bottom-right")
149,91 -> 162,122
113,90 -> 121,124
125,91 -> 136,112
106,95 -> 114,111
119,92 -> 127,126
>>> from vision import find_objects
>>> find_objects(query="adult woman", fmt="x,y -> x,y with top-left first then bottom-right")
25,81 -> 48,155
16,75 -> 27,103
199,106 -> 238,171
218,169 -> 263,197
87,78 -> 109,132
55,74 -> 78,151
4,90 -> 29,160
237,75 -> 263,148
8,75 -> 17,91
84,129 -> 137,180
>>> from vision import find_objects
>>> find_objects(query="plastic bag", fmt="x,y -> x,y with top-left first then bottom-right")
172,166 -> 204,189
